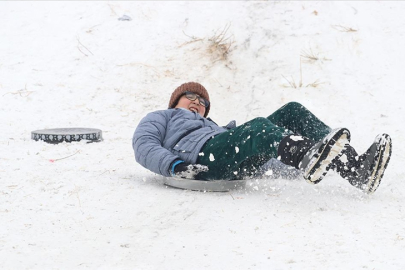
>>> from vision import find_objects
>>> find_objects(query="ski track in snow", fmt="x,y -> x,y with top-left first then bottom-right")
1,1 -> 405,269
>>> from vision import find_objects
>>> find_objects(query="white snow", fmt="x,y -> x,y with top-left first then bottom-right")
1,1 -> 405,269
340,153 -> 349,163
290,135 -> 304,141
209,153 -> 215,162
235,146 -> 239,154
265,170 -> 274,176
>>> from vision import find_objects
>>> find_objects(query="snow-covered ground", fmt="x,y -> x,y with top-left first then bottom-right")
1,1 -> 405,269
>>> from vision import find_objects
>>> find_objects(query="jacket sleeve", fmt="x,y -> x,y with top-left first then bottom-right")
132,111 -> 179,177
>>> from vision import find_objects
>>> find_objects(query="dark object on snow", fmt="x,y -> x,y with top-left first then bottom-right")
330,133 -> 392,194
118,15 -> 132,21
31,128 -> 102,144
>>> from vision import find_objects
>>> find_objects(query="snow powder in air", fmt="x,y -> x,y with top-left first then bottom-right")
340,154 -> 348,163
290,135 -> 304,141
209,153 -> 215,161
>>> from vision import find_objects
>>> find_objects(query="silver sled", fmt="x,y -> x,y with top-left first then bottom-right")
163,178 -> 246,192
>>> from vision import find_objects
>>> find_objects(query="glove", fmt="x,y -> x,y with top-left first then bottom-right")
170,160 -> 208,179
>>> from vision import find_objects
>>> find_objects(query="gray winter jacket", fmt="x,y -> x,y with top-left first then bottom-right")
133,108 -> 234,177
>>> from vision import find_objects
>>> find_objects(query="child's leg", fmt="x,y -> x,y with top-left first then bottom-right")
267,102 -> 331,142
196,117 -> 292,180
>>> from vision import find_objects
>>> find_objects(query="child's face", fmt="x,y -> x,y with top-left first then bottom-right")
175,95 -> 206,117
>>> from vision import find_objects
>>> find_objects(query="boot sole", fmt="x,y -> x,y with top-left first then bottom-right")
365,134 -> 392,194
304,128 -> 350,184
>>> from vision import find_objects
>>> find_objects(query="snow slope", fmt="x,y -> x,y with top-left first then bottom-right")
1,1 -> 404,269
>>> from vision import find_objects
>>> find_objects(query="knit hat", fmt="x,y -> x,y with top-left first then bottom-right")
168,82 -> 210,117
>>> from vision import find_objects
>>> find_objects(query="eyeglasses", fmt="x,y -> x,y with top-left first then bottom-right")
184,91 -> 210,108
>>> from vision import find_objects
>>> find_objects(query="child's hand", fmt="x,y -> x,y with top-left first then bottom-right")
171,161 -> 208,179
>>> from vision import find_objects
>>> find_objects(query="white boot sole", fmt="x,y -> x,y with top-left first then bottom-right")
304,132 -> 349,184
365,134 -> 392,194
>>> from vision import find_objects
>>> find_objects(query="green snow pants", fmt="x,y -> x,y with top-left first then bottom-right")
196,102 -> 332,180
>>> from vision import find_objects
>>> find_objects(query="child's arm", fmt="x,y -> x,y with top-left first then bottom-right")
133,111 -> 179,177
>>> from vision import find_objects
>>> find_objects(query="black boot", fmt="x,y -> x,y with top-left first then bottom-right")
278,128 -> 351,184
331,134 -> 392,194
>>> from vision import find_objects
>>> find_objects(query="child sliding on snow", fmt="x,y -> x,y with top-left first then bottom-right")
132,82 -> 392,194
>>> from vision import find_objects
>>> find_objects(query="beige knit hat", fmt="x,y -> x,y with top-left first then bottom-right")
168,82 -> 210,117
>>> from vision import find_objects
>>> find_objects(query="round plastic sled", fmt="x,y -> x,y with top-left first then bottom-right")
31,128 -> 102,144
